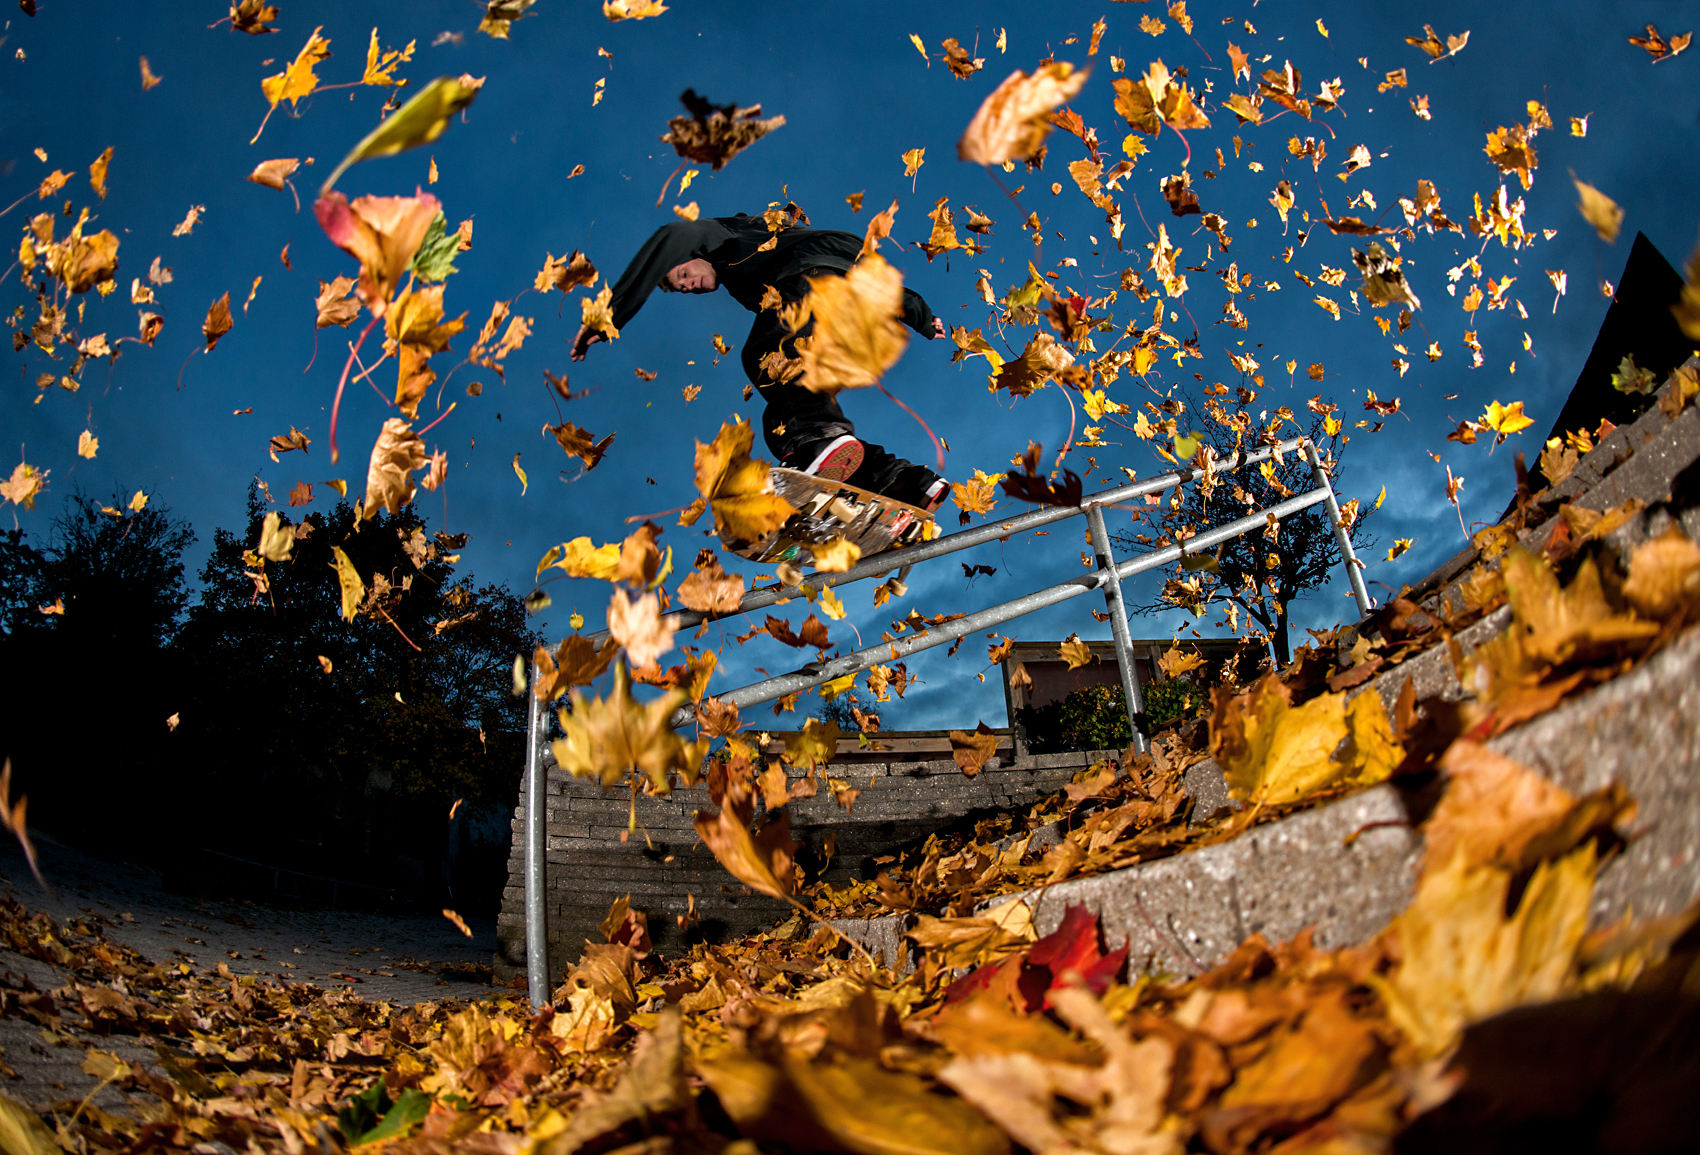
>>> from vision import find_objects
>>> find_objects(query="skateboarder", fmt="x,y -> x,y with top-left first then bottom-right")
570,213 -> 949,511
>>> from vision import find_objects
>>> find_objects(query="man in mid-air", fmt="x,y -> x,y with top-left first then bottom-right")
571,212 -> 949,511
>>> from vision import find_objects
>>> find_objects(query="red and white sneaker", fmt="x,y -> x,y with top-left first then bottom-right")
920,479 -> 949,513
799,434 -> 865,482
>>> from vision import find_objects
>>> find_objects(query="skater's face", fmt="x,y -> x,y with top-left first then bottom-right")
664,258 -> 718,293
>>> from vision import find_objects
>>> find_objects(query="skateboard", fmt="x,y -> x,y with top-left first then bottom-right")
724,468 -> 937,565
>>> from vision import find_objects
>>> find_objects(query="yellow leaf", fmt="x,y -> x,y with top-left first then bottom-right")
88,146 -> 113,201
909,32 -> 928,61
553,663 -> 704,794
818,587 -> 847,621
607,587 -> 674,671
809,536 -> 861,573
360,27 -> 415,87
581,283 -> 620,341
1059,634 -> 1093,669
785,717 -> 840,768
1157,643 -> 1203,678
329,547 -> 364,622
683,417 -> 797,543
1373,845 -> 1595,1059
602,0 -> 668,21
693,795 -> 798,899
0,1091 -> 64,1155
76,430 -> 97,459
958,61 -> 1090,166
543,536 -> 622,581
1481,399 -> 1534,434
319,73 -> 484,193
513,453 -> 528,495
1573,177 -> 1623,244
257,512 -> 295,562
796,253 -> 910,393
260,26 -> 330,111
901,146 -> 926,177
127,489 -> 148,512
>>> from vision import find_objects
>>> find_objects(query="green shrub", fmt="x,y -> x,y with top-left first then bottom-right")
1143,677 -> 1207,730
1018,683 -> 1133,753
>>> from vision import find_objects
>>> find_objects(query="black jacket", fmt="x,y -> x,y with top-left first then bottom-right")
608,214 -> 938,338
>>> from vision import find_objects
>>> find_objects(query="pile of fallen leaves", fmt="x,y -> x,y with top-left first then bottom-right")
3,527 -> 1695,1152
5,725 -> 1697,1154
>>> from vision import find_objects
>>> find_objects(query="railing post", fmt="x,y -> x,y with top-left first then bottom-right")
523,664 -> 549,1009
1085,502 -> 1149,755
1302,440 -> 1374,619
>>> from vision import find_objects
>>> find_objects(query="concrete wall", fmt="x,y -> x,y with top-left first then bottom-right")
495,744 -> 1120,983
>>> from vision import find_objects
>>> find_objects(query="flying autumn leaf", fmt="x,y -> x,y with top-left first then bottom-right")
1405,23 -> 1470,62
88,147 -> 112,200
202,293 -> 234,353
1058,634 -> 1094,669
246,157 -> 301,190
581,284 -> 620,342
0,462 -> 47,510
1628,24 -> 1692,62
549,421 -> 616,471
535,251 -> 599,294
362,418 -> 428,518
1573,177 -> 1623,243
534,635 -> 619,700
315,276 -> 362,328
949,722 -> 1001,777
77,430 -> 98,459
553,663 -> 706,793
958,61 -> 1090,165
659,89 -> 785,171
603,0 -> 668,21
313,190 -> 440,313
608,588 -> 675,671
224,1 -> 280,35
360,28 -> 415,87
789,255 -> 911,394
677,551 -> 746,613
330,546 -> 365,622
693,786 -> 799,900
254,26 -> 331,144
320,74 -> 485,195
268,426 -> 310,461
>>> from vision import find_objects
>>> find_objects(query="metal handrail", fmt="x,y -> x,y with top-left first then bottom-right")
579,436 -> 1317,645
522,435 -> 1374,1002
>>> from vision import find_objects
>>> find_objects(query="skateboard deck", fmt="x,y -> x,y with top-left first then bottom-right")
724,468 -> 936,565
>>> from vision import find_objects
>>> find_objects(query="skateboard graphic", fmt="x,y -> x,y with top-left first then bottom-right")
723,468 -> 937,565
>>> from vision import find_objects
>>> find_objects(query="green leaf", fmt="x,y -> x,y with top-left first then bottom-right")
321,74 -> 485,196
336,1083 -> 389,1142
1610,353 -> 1657,396
363,1089 -> 431,1144
408,211 -> 460,283
337,1085 -> 432,1146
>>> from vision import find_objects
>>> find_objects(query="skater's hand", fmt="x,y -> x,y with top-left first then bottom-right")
570,323 -> 606,361
930,316 -> 945,339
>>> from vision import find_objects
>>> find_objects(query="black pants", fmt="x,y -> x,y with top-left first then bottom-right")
741,309 -> 940,502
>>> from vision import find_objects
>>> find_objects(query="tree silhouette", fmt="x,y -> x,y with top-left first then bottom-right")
1113,410 -> 1375,665
0,490 -> 196,839
170,485 -> 542,904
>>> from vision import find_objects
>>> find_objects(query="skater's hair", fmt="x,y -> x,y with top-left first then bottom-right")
656,276 -> 680,293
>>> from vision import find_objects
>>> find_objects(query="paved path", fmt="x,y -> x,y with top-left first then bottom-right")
0,833 -> 504,1115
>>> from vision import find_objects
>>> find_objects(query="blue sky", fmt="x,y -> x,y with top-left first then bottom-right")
4,1 -> 1698,731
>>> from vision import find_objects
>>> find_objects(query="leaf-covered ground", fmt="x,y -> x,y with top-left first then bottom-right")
3,513 -> 1697,1153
